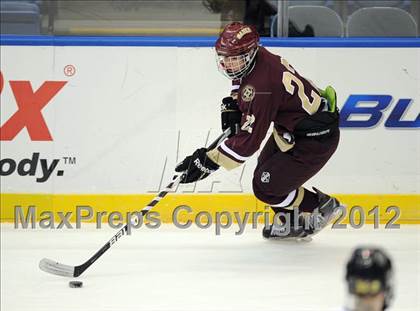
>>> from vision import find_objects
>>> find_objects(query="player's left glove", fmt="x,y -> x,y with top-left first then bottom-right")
175,148 -> 219,184
221,96 -> 242,138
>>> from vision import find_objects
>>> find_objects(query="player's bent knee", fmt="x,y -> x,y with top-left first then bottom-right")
252,178 -> 269,202
252,187 -> 268,204
252,177 -> 287,206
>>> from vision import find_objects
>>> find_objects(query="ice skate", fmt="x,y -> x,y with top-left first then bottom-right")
263,188 -> 341,241
300,187 -> 342,237
262,216 -> 313,242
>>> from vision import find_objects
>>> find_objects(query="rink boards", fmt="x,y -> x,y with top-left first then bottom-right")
0,37 -> 419,224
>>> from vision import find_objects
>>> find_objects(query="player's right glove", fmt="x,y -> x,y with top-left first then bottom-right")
221,96 -> 241,138
175,148 -> 219,184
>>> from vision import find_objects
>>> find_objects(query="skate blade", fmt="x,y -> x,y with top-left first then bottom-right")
328,204 -> 347,224
266,236 -> 313,243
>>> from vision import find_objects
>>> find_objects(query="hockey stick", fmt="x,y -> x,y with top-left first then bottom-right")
39,128 -> 231,277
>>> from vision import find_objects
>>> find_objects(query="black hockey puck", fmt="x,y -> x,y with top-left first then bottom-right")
69,281 -> 83,288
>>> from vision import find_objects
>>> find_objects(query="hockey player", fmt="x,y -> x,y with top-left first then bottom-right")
176,22 -> 340,240
344,247 -> 394,311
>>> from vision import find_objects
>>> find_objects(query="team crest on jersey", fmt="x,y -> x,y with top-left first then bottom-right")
241,85 -> 255,102
261,171 -> 270,183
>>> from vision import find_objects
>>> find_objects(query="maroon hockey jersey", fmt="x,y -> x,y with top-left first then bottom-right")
207,47 -> 324,170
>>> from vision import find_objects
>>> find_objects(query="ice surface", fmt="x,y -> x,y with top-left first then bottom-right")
1,224 -> 419,311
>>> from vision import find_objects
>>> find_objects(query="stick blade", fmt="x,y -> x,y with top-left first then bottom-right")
39,258 -> 75,277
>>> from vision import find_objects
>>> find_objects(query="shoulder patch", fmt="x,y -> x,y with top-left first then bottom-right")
241,84 -> 255,102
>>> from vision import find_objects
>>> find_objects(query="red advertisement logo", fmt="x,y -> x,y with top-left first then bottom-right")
0,71 -> 67,141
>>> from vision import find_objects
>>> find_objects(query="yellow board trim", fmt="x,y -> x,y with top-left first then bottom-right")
1,193 -> 419,224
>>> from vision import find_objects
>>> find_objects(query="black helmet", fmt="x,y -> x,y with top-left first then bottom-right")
346,247 -> 394,310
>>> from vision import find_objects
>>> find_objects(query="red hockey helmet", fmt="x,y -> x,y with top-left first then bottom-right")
215,22 -> 260,80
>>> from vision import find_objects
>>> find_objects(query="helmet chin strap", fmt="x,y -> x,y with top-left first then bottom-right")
244,55 -> 257,77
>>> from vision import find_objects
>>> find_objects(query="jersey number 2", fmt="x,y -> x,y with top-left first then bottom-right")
281,58 -> 321,115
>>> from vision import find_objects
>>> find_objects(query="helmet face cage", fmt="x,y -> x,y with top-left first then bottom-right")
347,276 -> 392,311
216,47 -> 258,80
346,247 -> 394,310
348,277 -> 384,297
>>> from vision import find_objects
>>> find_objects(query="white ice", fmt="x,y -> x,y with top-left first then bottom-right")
1,224 -> 419,311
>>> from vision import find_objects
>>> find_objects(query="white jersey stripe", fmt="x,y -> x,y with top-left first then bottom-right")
271,190 -> 297,207
220,140 -> 249,162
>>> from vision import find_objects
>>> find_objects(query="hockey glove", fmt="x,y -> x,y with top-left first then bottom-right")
175,148 -> 220,184
221,96 -> 242,138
